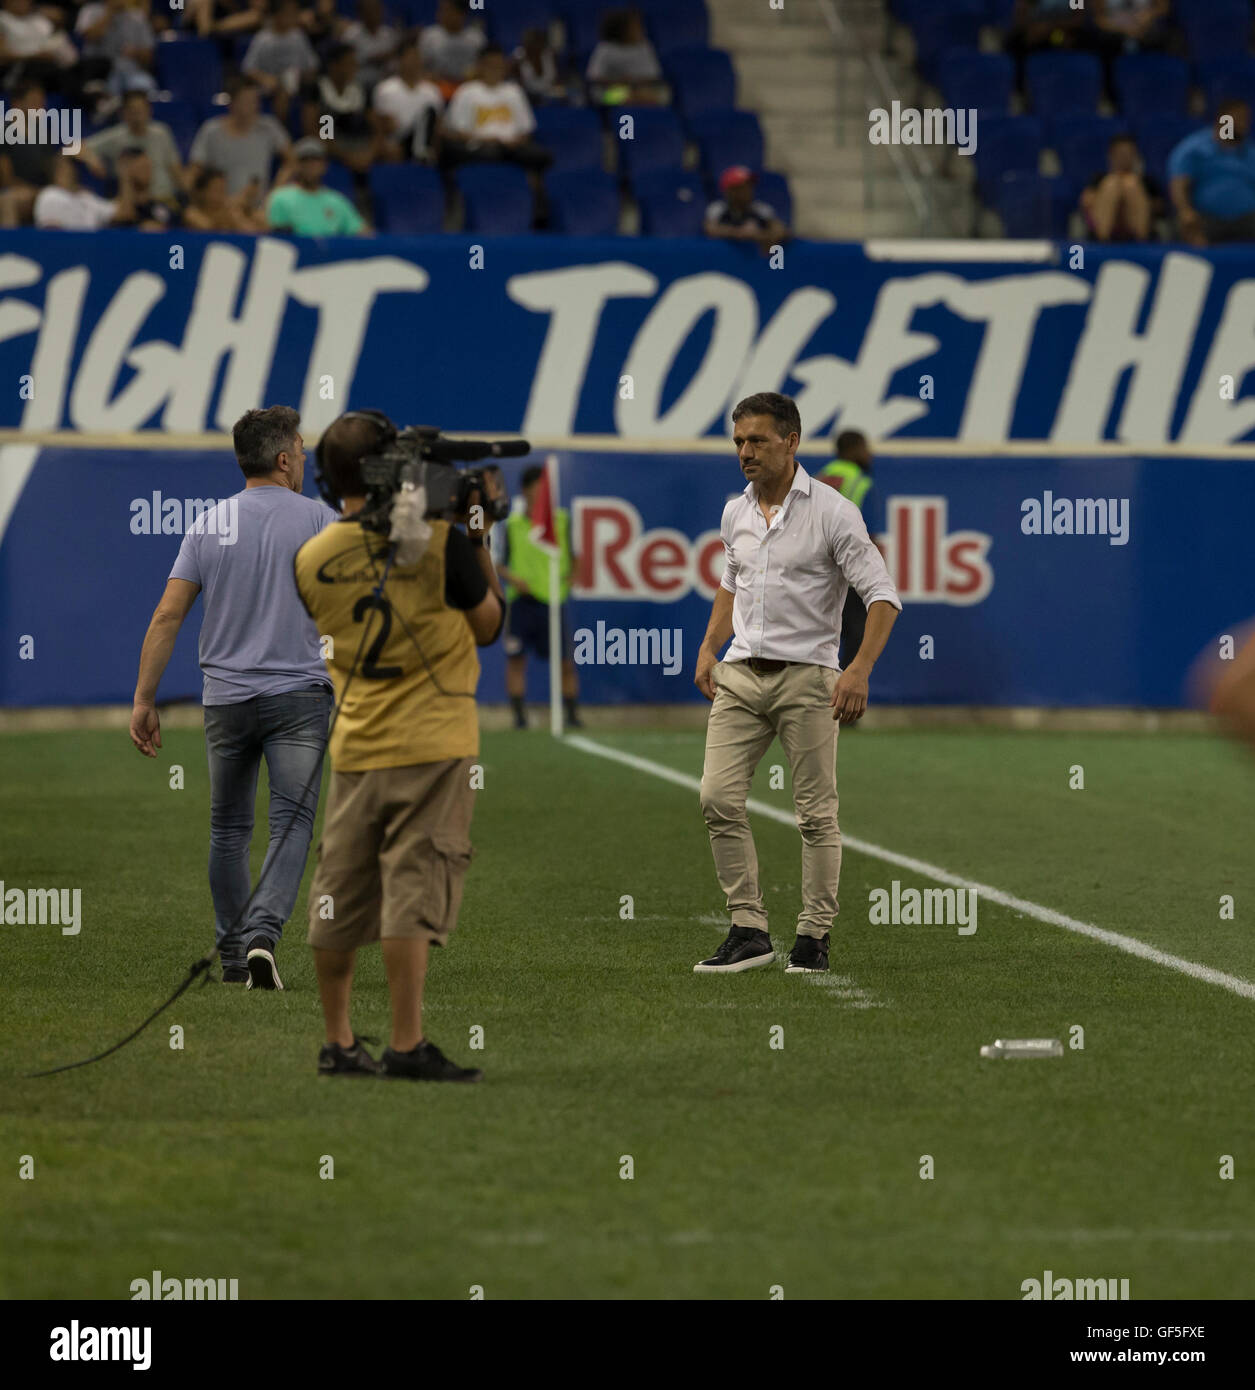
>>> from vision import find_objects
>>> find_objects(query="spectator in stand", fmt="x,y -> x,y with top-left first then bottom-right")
0,0 -> 81,101
1170,100 -> 1255,246
189,76 -> 293,208
76,0 -> 157,98
300,43 -> 392,174
34,153 -> 118,228
1006,0 -> 1097,82
267,136 -> 368,236
420,0 -> 485,98
184,166 -> 267,232
513,26 -> 564,105
703,167 -> 788,255
586,8 -> 664,106
373,37 -> 444,161
1079,133 -> 1159,242
0,78 -> 57,225
242,0 -> 319,122
185,0 -> 266,41
439,45 -> 552,174
1093,0 -> 1172,56
81,89 -> 184,204
339,0 -> 398,89
110,147 -> 175,229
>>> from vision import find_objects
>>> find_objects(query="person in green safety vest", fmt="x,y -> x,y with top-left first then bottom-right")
818,430 -> 883,669
496,464 -> 582,730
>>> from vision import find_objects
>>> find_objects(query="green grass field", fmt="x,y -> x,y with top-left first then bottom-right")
2,723 -> 1254,1300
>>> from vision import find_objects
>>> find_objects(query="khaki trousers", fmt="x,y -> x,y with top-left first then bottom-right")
700,659 -> 840,939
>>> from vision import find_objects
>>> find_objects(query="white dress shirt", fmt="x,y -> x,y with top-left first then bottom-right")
720,465 -> 901,669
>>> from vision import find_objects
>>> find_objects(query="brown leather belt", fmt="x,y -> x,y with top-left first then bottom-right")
742,657 -> 800,675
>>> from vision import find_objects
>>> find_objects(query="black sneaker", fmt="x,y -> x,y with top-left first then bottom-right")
221,966 -> 248,984
318,1036 -> 381,1077
694,926 -> 774,974
245,935 -> 283,991
785,932 -> 830,974
380,1039 -> 483,1083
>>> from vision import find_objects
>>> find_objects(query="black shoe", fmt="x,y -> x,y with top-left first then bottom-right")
380,1039 -> 483,1083
694,926 -> 774,974
318,1036 -> 381,1077
785,932 -> 830,973
245,935 -> 283,991
221,966 -> 248,984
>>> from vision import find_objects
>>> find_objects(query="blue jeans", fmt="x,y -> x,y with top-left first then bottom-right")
203,684 -> 333,969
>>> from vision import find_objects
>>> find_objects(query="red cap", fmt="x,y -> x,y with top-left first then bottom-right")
718,165 -> 755,194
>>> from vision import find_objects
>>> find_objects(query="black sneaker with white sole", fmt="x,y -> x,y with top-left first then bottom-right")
785,932 -> 830,973
694,925 -> 774,973
245,935 -> 283,991
318,1036 -> 381,1077
380,1039 -> 483,1083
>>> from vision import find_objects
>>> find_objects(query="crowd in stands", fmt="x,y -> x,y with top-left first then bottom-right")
0,0 -> 793,243
898,0 -> 1255,244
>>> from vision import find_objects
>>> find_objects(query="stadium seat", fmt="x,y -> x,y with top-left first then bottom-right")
322,162 -> 357,203
997,171 -> 1074,240
1051,115 -> 1131,189
612,106 -> 686,178
755,170 -> 793,228
1181,3 -> 1252,63
1113,54 -> 1191,120
394,0 -> 439,25
938,49 -> 1014,116
663,47 -> 736,119
640,0 -> 710,54
1133,114 -> 1206,186
368,165 -> 445,234
1025,52 -> 1103,123
148,99 -> 200,162
908,10 -> 984,83
533,106 -> 604,175
558,3 -> 607,57
687,109 -> 764,178
455,163 -> 534,234
1197,55 -> 1255,113
634,169 -> 706,236
486,0 -> 554,55
154,36 -> 223,109
547,168 -> 621,234
973,115 -> 1044,202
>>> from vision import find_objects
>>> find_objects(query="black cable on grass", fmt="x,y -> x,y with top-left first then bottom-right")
26,544 -> 399,1079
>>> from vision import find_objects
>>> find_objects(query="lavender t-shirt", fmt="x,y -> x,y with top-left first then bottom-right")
169,485 -> 337,706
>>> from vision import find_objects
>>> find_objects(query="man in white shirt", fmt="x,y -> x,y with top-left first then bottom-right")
34,154 -> 117,228
438,45 -> 551,173
693,392 -> 901,975
373,36 -> 443,159
419,0 -> 484,88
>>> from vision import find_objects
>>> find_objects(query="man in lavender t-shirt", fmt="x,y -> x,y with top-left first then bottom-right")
130,406 -> 336,990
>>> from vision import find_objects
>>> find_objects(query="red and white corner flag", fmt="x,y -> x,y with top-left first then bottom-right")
529,455 -> 564,737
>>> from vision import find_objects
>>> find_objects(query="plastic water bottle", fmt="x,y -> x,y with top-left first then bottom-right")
980,1038 -> 1063,1059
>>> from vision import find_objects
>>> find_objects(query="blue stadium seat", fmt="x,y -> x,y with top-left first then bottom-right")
1197,55 -> 1255,113
612,106 -> 685,177
664,47 -> 736,118
909,11 -> 984,83
154,37 -> 223,109
687,109 -> 764,177
547,168 -> 620,234
938,49 -> 1014,115
634,169 -> 706,236
1113,54 -> 1190,120
1025,52 -> 1103,121
148,99 -> 200,161
322,162 -> 357,203
1181,3 -> 1252,63
394,0 -> 439,26
755,170 -> 792,228
456,163 -> 534,234
1051,115 -> 1131,189
641,0 -> 710,54
533,106 -> 603,174
368,165 -> 445,234
559,3 -> 608,56
997,171 -> 1074,240
1133,114 -> 1206,186
973,114 -> 1044,202
487,0 -> 554,54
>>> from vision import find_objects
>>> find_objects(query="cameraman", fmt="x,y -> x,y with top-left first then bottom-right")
294,411 -> 504,1082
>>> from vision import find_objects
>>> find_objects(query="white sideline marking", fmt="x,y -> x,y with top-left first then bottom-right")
565,735 -> 1255,1003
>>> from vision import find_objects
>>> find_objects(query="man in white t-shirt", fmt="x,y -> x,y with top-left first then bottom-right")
373,36 -> 443,160
34,155 -> 117,229
438,46 -> 551,173
419,0 -> 484,89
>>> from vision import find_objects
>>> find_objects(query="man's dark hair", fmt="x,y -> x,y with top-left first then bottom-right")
12,78 -> 45,104
326,42 -> 355,67
1108,132 -> 1136,150
232,405 -> 301,479
521,464 -> 544,488
317,412 -> 392,500
835,429 -> 866,457
193,166 -> 225,194
731,391 -> 802,440
601,9 -> 633,42
479,43 -> 505,59
122,88 -> 150,108
229,75 -> 261,100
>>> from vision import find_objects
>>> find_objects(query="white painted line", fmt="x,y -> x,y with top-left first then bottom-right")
565,735 -> 1255,1003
